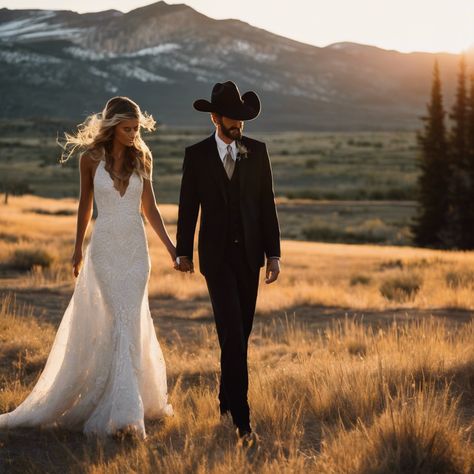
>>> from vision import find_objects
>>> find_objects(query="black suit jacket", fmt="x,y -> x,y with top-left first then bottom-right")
176,134 -> 281,276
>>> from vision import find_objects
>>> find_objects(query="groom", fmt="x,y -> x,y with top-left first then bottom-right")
175,81 -> 281,441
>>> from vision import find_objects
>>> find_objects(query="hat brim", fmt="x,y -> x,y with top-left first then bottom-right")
193,91 -> 261,121
193,99 -> 215,113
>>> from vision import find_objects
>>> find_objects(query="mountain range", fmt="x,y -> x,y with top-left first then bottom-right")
0,1 -> 466,130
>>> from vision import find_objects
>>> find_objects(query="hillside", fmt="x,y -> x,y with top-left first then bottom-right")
0,1 -> 463,130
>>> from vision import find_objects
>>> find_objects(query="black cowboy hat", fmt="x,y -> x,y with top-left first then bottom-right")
193,81 -> 261,121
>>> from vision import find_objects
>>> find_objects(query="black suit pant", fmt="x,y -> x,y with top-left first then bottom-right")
204,241 -> 260,431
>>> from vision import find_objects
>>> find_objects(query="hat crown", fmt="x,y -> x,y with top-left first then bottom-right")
211,81 -> 243,109
193,80 -> 261,121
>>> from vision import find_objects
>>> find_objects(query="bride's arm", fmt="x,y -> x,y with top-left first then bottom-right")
141,178 -> 176,262
72,153 -> 94,276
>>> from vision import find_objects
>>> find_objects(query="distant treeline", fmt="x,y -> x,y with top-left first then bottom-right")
413,56 -> 474,250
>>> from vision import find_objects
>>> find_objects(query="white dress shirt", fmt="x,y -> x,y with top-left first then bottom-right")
214,130 -> 237,163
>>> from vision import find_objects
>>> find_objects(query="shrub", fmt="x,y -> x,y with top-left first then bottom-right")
445,271 -> 474,289
350,274 -> 372,286
302,224 -> 347,242
0,232 -> 19,243
346,218 -> 392,243
379,259 -> 404,271
317,390 -> 471,474
346,340 -> 367,357
28,208 -> 75,216
303,222 -> 387,244
8,249 -> 53,271
286,189 -> 321,200
380,274 -> 422,302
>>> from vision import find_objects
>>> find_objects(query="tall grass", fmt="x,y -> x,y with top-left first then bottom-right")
0,195 -> 472,472
0,294 -> 472,473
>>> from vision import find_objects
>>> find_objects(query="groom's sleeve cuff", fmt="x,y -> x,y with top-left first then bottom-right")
177,255 -> 192,260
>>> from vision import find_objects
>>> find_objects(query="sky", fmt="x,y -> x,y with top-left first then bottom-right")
1,0 -> 474,54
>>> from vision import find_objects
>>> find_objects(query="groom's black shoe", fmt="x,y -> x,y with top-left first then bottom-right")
236,427 -> 259,453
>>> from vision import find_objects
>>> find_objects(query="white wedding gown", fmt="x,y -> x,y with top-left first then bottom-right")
0,159 -> 173,438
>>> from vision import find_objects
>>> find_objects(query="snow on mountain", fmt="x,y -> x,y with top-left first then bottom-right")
65,43 -> 182,60
110,63 -> 170,82
130,43 -> 181,57
65,47 -> 109,60
19,27 -> 83,40
0,11 -> 55,38
0,49 -> 61,64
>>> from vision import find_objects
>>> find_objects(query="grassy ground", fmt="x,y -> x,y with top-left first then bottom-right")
0,195 -> 472,473
1,195 -> 472,311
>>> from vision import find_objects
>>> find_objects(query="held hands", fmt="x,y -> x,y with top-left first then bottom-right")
72,248 -> 83,278
174,256 -> 194,273
265,258 -> 280,284
169,246 -> 177,265
173,255 -> 280,280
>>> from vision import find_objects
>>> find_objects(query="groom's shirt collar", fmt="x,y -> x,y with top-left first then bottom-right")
214,130 -> 237,162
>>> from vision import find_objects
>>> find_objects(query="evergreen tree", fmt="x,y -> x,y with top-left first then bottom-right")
412,60 -> 449,247
466,73 -> 474,248
443,55 -> 470,249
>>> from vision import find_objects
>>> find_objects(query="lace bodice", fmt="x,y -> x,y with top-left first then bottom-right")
94,159 -> 143,218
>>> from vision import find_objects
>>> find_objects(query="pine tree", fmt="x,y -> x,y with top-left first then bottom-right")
466,73 -> 474,248
412,60 -> 449,247
443,55 -> 470,249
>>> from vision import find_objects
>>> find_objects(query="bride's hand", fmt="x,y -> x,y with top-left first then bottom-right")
72,248 -> 83,277
169,246 -> 177,265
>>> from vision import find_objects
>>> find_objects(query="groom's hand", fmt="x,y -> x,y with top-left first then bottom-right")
175,256 -> 194,273
265,257 -> 280,284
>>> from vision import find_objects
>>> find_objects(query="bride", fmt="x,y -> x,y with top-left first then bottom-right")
0,96 -> 175,439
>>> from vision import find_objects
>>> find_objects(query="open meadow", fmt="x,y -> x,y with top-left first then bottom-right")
0,195 -> 472,473
0,121 -> 418,246
0,120 -> 419,202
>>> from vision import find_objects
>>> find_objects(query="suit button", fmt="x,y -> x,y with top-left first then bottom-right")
234,239 -> 239,243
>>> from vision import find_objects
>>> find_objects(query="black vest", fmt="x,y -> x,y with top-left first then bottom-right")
226,159 -> 244,245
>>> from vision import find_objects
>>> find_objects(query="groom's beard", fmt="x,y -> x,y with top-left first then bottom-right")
220,121 -> 243,141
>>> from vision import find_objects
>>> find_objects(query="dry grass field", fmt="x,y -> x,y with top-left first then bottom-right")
0,195 -> 473,473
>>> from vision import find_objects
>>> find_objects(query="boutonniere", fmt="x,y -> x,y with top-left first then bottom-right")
236,141 -> 249,161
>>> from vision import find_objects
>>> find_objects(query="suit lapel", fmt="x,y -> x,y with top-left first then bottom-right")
206,134 -> 229,203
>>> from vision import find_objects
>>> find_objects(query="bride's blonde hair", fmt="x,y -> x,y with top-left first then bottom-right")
59,96 -> 156,180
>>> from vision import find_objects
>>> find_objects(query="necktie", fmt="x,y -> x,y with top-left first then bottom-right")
223,145 -> 235,180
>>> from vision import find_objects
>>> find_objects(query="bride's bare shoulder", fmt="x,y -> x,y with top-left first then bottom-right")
81,148 -> 103,163
80,148 -> 104,170
79,149 -> 103,184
